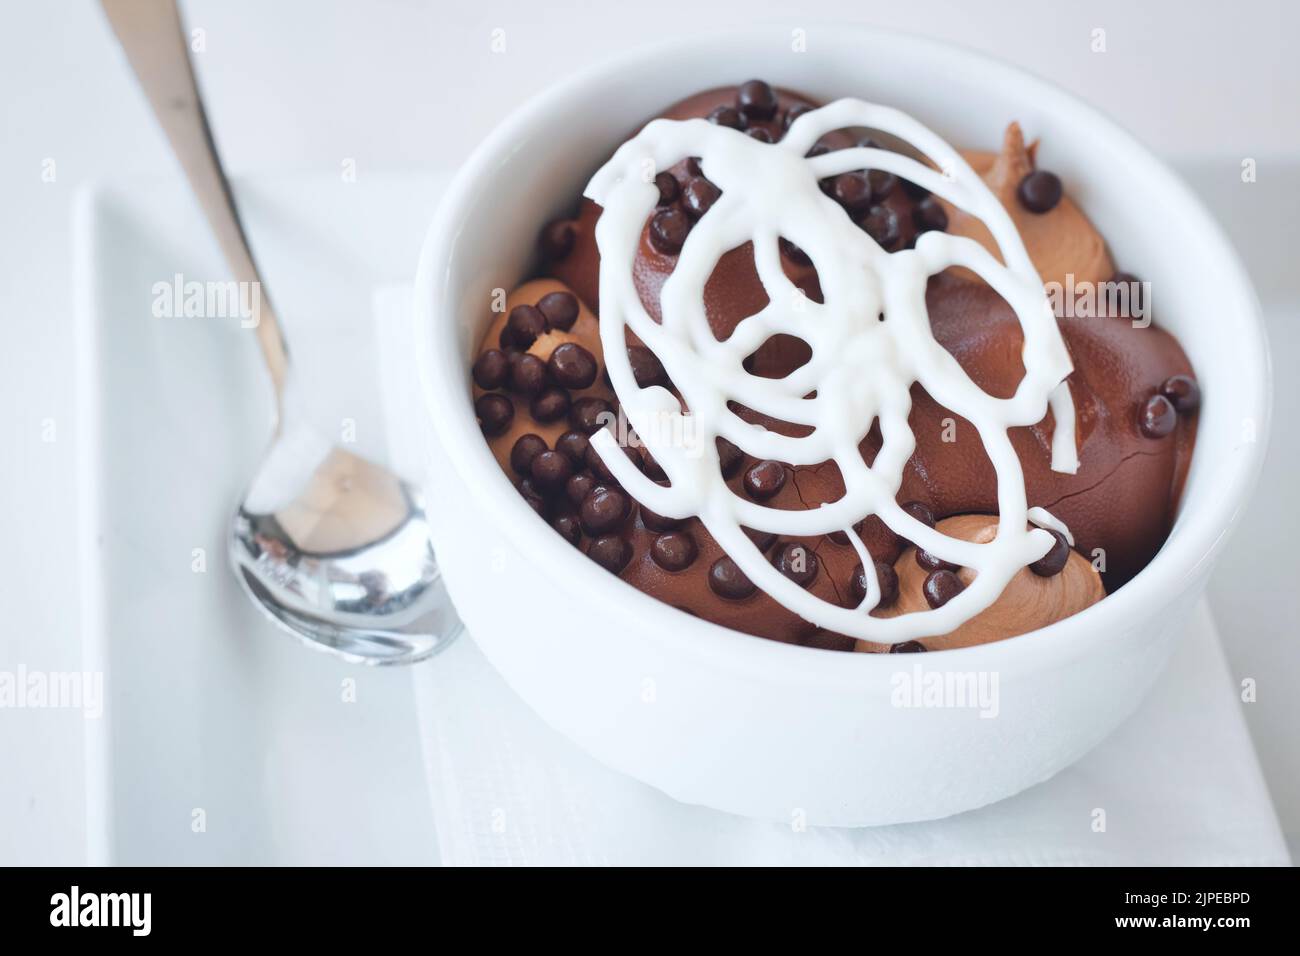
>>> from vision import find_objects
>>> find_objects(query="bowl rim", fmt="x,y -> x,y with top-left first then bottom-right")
414,25 -> 1272,684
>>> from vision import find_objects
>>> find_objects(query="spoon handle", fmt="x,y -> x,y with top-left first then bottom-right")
102,0 -> 290,404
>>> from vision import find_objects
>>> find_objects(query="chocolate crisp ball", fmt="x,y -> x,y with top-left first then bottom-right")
915,547 -> 959,573
579,487 -> 631,536
709,556 -> 756,599
651,532 -> 699,572
588,535 -> 633,574
474,393 -> 513,436
547,342 -> 598,390
536,290 -> 579,331
500,304 -> 547,349
472,349 -> 509,390
743,460 -> 786,500
774,542 -> 819,587
923,570 -> 964,609
649,207 -> 691,255
1139,394 -> 1177,438
509,433 -> 547,476
1017,170 -> 1063,213
1028,529 -> 1070,577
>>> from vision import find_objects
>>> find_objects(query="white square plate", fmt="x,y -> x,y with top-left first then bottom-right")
75,171 -> 447,864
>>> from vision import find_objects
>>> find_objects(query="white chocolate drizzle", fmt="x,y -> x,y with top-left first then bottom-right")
585,99 -> 1078,642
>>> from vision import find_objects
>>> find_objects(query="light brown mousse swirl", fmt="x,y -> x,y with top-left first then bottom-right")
941,122 -> 1114,287
858,514 -> 1105,652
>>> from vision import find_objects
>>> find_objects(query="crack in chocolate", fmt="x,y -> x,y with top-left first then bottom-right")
812,539 -> 846,609
1036,448 -> 1162,511
786,464 -> 848,610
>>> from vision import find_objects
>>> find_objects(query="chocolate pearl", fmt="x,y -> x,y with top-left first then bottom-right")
743,527 -> 776,552
913,196 -> 948,233
569,396 -> 614,434
923,569 -> 964,609
832,171 -> 872,212
623,442 -> 645,476
899,500 -> 936,546
627,345 -> 667,389
530,385 -> 571,423
547,342 -> 598,390
707,105 -> 744,129
915,548 -> 959,573
555,429 -> 590,466
860,204 -> 901,250
849,561 -> 900,608
1139,394 -> 1177,438
716,437 -> 744,477
743,460 -> 786,500
784,103 -> 813,128
779,238 -> 812,267
509,433 -> 547,476
539,219 -> 575,260
745,127 -> 774,144
580,486 -> 631,536
1160,374 -> 1201,414
1017,170 -> 1063,213
551,512 -> 581,546
774,542 -> 819,587
682,177 -> 721,219
474,393 -> 513,436
502,304 -> 547,350
640,446 -> 666,481
537,291 -> 579,331
654,171 -> 680,205
508,352 -> 547,395
584,443 -> 619,483
472,349 -> 509,390
518,477 -> 546,507
651,532 -> 698,572
530,450 -> 573,491
587,534 -> 632,574
1110,271 -> 1145,314
709,556 -> 756,599
867,170 -> 897,199
901,177 -> 930,200
565,473 -> 595,506
639,504 -> 683,532
1028,529 -> 1070,577
736,79 -> 777,121
889,641 -> 927,654
649,207 -> 690,255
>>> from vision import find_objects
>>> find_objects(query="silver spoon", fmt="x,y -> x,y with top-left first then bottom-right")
103,0 -> 461,664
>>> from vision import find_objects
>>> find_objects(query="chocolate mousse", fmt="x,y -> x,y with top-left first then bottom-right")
467,79 -> 1200,652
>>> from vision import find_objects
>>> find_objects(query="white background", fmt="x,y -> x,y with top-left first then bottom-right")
1,0 -> 1297,863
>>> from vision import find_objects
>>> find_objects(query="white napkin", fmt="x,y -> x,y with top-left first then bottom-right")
375,284 -> 1291,866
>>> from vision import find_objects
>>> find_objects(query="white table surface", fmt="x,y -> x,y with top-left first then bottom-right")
2,0 -> 1296,865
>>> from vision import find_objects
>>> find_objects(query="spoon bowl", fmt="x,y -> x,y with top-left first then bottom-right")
230,439 -> 459,665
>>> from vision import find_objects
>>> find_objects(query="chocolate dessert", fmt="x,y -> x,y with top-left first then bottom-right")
467,80 -> 1199,652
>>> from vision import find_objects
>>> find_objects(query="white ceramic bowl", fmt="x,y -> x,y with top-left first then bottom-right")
414,27 -> 1270,826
